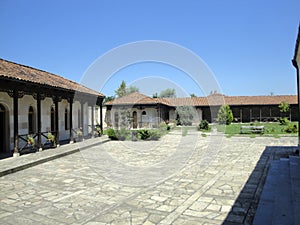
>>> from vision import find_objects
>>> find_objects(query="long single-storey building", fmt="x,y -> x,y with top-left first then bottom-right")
0,59 -> 105,157
105,92 -> 298,129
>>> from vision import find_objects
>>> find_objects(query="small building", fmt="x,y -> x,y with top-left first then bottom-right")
105,92 -> 298,129
0,59 -> 105,157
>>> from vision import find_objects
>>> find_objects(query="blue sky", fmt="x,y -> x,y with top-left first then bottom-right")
0,0 -> 299,97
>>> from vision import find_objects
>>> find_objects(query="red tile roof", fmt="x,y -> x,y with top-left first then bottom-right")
106,93 -> 297,107
105,92 -> 160,105
0,59 -> 104,97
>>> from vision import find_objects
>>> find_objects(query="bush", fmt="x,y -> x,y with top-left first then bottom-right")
116,128 -> 131,141
217,105 -> 233,125
138,129 -> 163,140
199,120 -> 209,130
106,128 -> 118,140
279,117 -> 290,125
284,124 -> 298,133
139,129 -> 151,140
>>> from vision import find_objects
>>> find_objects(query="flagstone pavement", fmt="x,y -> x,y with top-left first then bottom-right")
0,130 -> 297,225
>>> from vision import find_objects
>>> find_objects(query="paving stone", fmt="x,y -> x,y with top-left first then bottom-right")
0,133 -> 297,225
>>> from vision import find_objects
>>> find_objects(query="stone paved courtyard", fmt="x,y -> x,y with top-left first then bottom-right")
0,130 -> 297,225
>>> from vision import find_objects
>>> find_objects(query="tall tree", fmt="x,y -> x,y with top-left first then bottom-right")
217,105 -> 233,125
115,80 -> 127,98
159,88 -> 176,98
115,80 -> 139,98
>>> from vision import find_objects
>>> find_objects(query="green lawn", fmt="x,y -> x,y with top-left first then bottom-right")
215,122 -> 298,136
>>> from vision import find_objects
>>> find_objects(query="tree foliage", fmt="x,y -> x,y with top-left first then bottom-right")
217,105 -> 233,125
279,101 -> 290,125
159,88 -> 176,98
279,101 -> 290,113
115,80 -> 139,98
175,106 -> 195,126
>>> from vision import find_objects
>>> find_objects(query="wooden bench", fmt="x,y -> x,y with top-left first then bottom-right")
240,125 -> 264,134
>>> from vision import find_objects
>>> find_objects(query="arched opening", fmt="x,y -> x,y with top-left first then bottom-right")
28,106 -> 35,134
65,108 -> 68,130
78,109 -> 81,128
0,104 -> 8,153
142,111 -> 146,115
133,111 -> 137,129
51,107 -> 55,132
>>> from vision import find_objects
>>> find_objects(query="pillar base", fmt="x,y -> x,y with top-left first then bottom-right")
13,152 -> 20,157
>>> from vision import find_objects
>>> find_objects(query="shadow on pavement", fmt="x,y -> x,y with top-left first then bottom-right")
222,146 -> 297,225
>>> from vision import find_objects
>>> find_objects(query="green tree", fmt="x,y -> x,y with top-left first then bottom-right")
279,101 -> 290,125
115,80 -> 127,97
217,105 -> 233,125
115,80 -> 139,98
175,106 -> 195,126
159,88 -> 176,98
103,96 -> 115,105
190,93 -> 197,97
279,101 -> 290,113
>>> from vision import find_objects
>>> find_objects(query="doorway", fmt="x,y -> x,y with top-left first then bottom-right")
0,104 -> 7,153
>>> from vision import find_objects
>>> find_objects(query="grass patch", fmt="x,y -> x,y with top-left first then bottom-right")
216,122 -> 298,136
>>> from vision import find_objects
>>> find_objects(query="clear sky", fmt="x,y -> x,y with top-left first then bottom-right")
0,0 -> 299,97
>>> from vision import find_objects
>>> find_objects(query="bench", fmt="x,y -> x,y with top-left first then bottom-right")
240,125 -> 264,134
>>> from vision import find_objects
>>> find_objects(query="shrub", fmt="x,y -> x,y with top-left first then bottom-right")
116,128 -> 131,141
106,128 -> 118,140
217,105 -> 233,125
284,124 -> 298,133
199,120 -> 209,130
139,129 -> 151,140
279,117 -> 290,125
175,106 -> 195,126
138,129 -> 163,140
149,130 -> 162,140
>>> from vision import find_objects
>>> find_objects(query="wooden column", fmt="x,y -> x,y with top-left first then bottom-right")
100,104 -> 103,132
13,90 -> 19,156
91,105 -> 94,138
69,97 -> 74,143
260,108 -> 262,122
54,98 -> 60,146
240,109 -> 242,123
250,109 -> 252,122
37,94 -> 42,150
81,102 -> 84,135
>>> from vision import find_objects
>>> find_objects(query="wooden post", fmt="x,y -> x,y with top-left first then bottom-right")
91,105 -> 94,138
13,90 -> 19,156
55,98 -> 59,146
100,103 -> 103,132
37,94 -> 42,150
260,108 -> 262,122
81,102 -> 84,135
69,97 -> 73,143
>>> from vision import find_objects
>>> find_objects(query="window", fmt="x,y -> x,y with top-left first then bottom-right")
28,106 -> 35,134
142,111 -> 146,115
65,108 -> 69,130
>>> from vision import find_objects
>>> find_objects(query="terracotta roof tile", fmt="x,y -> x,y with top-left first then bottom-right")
106,93 -> 297,107
0,59 -> 104,97
105,92 -> 160,105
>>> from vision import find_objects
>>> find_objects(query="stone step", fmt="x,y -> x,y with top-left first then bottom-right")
289,156 -> 300,224
253,160 -> 280,225
272,158 -> 293,225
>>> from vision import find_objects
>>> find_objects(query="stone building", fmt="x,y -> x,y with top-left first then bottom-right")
0,59 -> 104,156
105,92 -> 297,129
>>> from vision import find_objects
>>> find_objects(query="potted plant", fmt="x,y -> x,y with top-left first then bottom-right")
76,128 -> 83,142
95,125 -> 102,137
47,132 -> 56,147
27,135 -> 35,146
